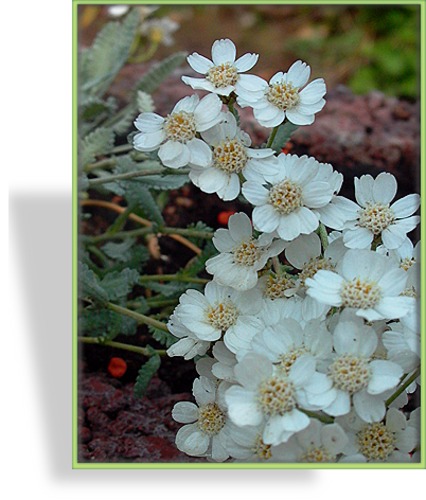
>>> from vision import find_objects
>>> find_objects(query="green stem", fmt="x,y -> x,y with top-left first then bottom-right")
300,409 -> 334,424
111,144 -> 134,154
385,368 -> 420,407
107,302 -> 170,333
88,168 -> 190,187
87,245 -> 110,267
78,336 -> 166,356
81,225 -> 213,244
266,126 -> 279,148
81,227 -> 152,244
159,227 -> 213,239
84,158 -> 117,173
140,274 -> 209,285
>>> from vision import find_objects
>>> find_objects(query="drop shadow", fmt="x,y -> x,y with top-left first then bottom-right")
10,191 -> 316,485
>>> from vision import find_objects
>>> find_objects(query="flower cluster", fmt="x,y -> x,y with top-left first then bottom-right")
133,39 -> 421,463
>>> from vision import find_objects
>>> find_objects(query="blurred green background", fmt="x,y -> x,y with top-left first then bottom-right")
79,3 -> 420,99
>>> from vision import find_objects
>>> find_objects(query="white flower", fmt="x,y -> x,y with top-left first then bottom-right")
305,249 -> 415,322
236,60 -> 326,127
182,38 -> 259,96
321,319 -> 403,422
166,312 -> 210,360
276,420 -> 349,463
341,173 -> 420,250
242,154 -> 335,241
206,212 -> 285,290
225,353 -> 336,445
173,281 -> 263,354
211,341 -> 238,382
225,422 -> 290,462
133,94 -> 222,168
189,112 -> 279,200
382,321 -> 420,373
140,17 -> 179,46
250,317 -> 333,374
172,377 -> 232,461
283,232 -> 348,320
337,408 -> 419,462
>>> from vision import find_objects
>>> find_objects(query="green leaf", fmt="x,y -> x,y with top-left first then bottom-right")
134,349 -> 161,398
269,122 -> 299,153
100,268 -> 140,300
79,262 -> 108,303
135,52 -> 187,95
148,324 -> 177,348
141,174 -> 189,190
125,185 -> 165,226
80,127 -> 115,167
80,308 -> 138,340
101,238 -> 137,262
80,96 -> 117,122
80,9 -> 140,97
136,90 -> 154,113
143,281 -> 198,297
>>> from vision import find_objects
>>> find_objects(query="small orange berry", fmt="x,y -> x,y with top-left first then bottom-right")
217,210 -> 236,226
108,357 -> 127,378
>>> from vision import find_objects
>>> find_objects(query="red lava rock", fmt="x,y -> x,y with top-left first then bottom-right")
78,371 -> 199,463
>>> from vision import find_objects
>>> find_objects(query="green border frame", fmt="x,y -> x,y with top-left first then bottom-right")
72,0 -> 426,469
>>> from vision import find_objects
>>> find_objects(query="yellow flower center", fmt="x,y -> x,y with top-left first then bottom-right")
328,354 -> 371,394
206,301 -> 239,331
269,179 -> 303,215
299,258 -> 335,287
278,347 -> 310,375
266,82 -> 301,110
301,446 -> 334,463
252,435 -> 272,461
340,278 -> 382,309
164,111 -> 197,143
213,139 -> 248,174
197,403 -> 226,436
233,239 -> 262,266
258,375 -> 296,416
264,273 -> 295,299
206,63 -> 239,88
357,422 -> 396,461
400,257 -> 416,271
358,203 -> 395,235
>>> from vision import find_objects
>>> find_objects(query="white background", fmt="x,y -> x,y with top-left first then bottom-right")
5,0 -> 424,498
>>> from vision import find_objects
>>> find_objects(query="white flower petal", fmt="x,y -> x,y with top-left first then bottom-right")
217,173 -> 241,201
234,52 -> 259,72
211,38 -> 236,65
228,212 -> 252,242
286,60 -> 311,87
133,130 -> 165,152
372,172 -> 397,204
354,175 -> 374,207
176,423 -> 210,456
225,386 -> 264,426
172,401 -> 199,423
343,227 -> 374,249
298,78 -> 326,103
252,204 -> 281,233
186,137 -> 212,167
368,360 -> 403,395
134,112 -> 164,132
353,391 -> 386,423
285,108 -> 315,125
158,141 -> 190,168
187,52 -> 214,74
241,181 -> 270,205
391,193 -> 420,218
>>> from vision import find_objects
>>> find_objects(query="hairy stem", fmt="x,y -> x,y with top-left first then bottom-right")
385,368 -> 420,407
78,336 -> 166,357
